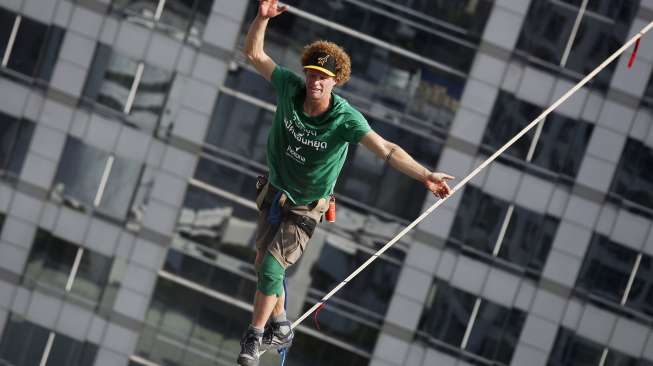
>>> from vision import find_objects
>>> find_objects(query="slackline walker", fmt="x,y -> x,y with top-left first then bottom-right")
283,19 -> 653,339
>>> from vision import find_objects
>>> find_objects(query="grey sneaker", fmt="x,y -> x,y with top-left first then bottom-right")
261,320 -> 294,351
237,329 -> 262,366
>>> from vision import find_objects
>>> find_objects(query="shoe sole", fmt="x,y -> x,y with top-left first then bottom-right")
260,338 -> 293,352
237,355 -> 259,366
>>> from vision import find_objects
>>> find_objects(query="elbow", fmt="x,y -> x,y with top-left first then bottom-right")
244,50 -> 264,65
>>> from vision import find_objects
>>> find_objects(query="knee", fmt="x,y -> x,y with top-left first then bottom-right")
257,253 -> 285,297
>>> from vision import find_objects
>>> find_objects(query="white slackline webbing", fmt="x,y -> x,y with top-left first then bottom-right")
290,21 -> 653,331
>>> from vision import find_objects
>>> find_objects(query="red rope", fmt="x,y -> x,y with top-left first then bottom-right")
628,38 -> 641,68
313,302 -> 327,330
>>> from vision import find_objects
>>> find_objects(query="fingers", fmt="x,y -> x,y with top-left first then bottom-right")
441,173 -> 455,181
278,4 -> 289,13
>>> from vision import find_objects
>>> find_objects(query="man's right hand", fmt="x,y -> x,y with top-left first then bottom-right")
259,0 -> 288,19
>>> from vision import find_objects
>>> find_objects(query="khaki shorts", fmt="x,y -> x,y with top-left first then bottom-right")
255,182 -> 327,269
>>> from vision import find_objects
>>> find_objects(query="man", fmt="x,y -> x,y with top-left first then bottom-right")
238,1 -> 454,365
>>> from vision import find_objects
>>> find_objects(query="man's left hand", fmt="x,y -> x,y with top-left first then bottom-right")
424,172 -> 455,199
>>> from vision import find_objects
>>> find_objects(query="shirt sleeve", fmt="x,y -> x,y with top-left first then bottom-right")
341,110 -> 372,144
271,66 -> 303,97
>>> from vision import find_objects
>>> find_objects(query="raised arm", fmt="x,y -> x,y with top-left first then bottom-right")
244,0 -> 288,81
360,131 -> 454,198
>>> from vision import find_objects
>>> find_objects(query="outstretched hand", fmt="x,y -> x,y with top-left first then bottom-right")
258,0 -> 288,19
424,172 -> 455,199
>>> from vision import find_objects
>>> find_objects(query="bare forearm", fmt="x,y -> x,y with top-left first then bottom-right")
387,145 -> 429,182
245,15 -> 269,61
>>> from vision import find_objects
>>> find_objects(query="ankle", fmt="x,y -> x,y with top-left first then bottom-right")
248,324 -> 264,337
271,311 -> 287,324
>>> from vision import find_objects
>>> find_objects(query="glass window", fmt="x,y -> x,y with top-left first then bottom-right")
481,91 -> 593,181
47,332 -> 98,366
365,0 -> 493,41
418,280 -> 525,366
450,186 -> 559,276
577,233 -> 653,317
24,229 -> 78,290
52,136 -> 143,220
237,2 -> 465,134
610,138 -> 653,211
23,229 -> 120,306
336,116 -> 443,220
302,238 -> 401,352
466,301 -> 526,365
418,281 -> 476,346
0,10 -> 65,83
516,0 -> 638,91
280,0 -> 478,72
0,7 -> 14,57
0,112 -> 34,179
112,0 -> 214,47
83,44 -> 173,130
547,327 -> 604,366
629,255 -> 653,317
139,277 -> 369,366
0,314 -> 98,366
548,326 -> 641,366
576,233 -> 637,304
206,91 -> 273,166
0,314 -> 50,366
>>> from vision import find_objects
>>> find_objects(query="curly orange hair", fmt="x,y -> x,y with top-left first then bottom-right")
301,40 -> 351,85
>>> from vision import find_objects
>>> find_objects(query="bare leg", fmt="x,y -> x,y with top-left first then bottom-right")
252,249 -> 286,329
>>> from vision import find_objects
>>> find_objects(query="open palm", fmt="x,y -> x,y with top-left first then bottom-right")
259,0 -> 288,18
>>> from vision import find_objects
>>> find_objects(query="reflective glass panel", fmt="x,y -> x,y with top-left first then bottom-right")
130,66 -> 174,129
97,155 -> 143,220
48,333 -> 98,366
0,314 -> 50,366
628,254 -> 653,317
610,138 -> 653,210
71,249 -> 114,303
8,15 -> 47,77
547,327 -> 604,366
206,91 -> 272,165
0,112 -> 34,178
96,51 -> 138,113
418,281 -> 476,346
281,0 -> 478,72
481,91 -> 593,180
466,301 -> 526,365
23,229 -> 78,290
576,233 -> 637,304
517,0 -> 637,90
450,186 -> 558,275
368,0 -> 493,39
0,7 -> 15,59
53,137 -> 109,210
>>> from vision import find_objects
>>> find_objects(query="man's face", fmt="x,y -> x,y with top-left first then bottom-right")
304,69 -> 337,101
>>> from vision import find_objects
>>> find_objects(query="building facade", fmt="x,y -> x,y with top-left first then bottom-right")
0,0 -> 652,365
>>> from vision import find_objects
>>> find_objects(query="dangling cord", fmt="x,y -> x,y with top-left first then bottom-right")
313,301 -> 327,330
628,38 -> 641,68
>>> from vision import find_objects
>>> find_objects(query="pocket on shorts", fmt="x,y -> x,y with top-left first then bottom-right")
281,221 -> 310,266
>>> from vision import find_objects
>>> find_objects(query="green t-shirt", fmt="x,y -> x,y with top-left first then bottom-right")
267,66 -> 371,205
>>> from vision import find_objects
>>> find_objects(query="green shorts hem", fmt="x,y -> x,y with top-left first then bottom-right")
257,252 -> 285,296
